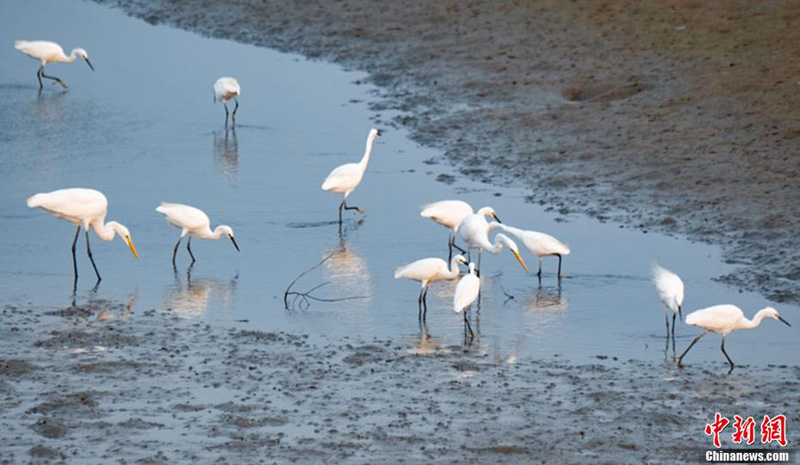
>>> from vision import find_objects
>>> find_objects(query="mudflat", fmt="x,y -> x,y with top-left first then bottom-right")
95,0 -> 800,304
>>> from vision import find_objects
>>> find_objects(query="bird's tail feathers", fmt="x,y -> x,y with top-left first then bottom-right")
26,193 -> 43,208
14,40 -> 25,50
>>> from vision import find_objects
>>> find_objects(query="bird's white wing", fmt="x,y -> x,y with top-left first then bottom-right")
454,274 -> 480,313
214,77 -> 240,98
321,163 -> 361,191
14,40 -> 64,61
685,304 -> 742,331
394,258 -> 445,281
420,200 -> 473,228
155,202 -> 210,230
27,188 -> 107,223
652,264 -> 684,305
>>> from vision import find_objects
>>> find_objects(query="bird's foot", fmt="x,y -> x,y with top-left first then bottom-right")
59,81 -> 68,89
355,207 -> 364,214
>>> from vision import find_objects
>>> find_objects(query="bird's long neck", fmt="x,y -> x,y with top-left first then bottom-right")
497,223 -> 522,237
447,257 -> 462,277
358,135 -> 377,169
198,226 -> 225,240
737,309 -> 770,330
91,220 -> 117,242
56,49 -> 79,63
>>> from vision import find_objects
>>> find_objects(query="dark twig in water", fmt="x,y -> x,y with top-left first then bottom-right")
500,286 -> 515,304
283,253 -> 367,310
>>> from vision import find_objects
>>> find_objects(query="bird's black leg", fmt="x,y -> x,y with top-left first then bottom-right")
447,233 -> 453,264
417,288 -> 423,321
338,200 -> 344,225
85,231 -> 101,283
186,236 -> 196,263
40,68 -> 67,89
464,307 -> 474,338
223,102 -> 229,127
451,233 -> 466,254
721,336 -> 735,374
537,258 -> 543,278
477,248 -> 482,277
172,237 -> 182,265
422,286 -> 430,321
677,331 -> 707,367
664,310 -> 671,340
671,312 -> 677,347
342,198 -> 363,214
71,226 -> 81,283
231,98 -> 239,126
37,66 -> 43,90
557,254 -> 563,278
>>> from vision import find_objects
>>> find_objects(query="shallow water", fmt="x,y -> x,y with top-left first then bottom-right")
0,0 -> 796,367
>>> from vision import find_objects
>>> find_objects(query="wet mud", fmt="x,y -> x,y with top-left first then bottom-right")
1,299 -> 797,462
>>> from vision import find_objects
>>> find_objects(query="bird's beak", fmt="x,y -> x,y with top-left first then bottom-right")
493,213 -> 502,224
229,235 -> 240,252
85,58 -> 95,72
376,129 -> 383,136
678,305 -> 683,321
778,316 -> 791,327
511,249 -> 528,273
125,236 -> 139,260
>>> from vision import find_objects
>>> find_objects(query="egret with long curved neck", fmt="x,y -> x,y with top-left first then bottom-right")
15,40 -> 94,90
460,207 -> 527,275
27,188 -> 138,284
678,304 -> 791,373
156,202 -> 240,266
321,128 -> 382,224
395,254 -> 467,320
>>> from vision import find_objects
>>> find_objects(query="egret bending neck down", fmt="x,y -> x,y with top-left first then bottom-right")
394,254 -> 466,321
14,41 -> 94,90
155,202 -> 240,266
469,230 -> 528,275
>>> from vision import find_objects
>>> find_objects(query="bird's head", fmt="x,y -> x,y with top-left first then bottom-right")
454,254 -> 468,267
370,128 -> 383,139
217,225 -> 240,252
477,206 -> 501,223
73,48 -> 94,71
109,222 -> 138,259
761,307 -> 791,327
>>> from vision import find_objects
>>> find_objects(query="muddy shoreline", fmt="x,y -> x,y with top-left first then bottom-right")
93,0 -> 800,305
2,298 -> 797,463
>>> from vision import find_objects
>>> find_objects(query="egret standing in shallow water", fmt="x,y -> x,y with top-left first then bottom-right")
395,254 -> 467,320
496,224 -> 570,279
26,188 -> 138,284
652,263 -> 684,343
14,40 -> 94,90
420,200 -> 472,262
454,262 -> 480,339
678,305 -> 791,373
459,208 -> 527,275
321,128 -> 382,224
155,202 -> 239,265
214,77 -> 240,127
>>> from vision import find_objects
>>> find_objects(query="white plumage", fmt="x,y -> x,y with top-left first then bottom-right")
652,263 -> 685,343
213,77 -> 241,126
26,188 -> 138,282
679,304 -> 791,372
156,202 -> 239,265
497,224 -> 570,278
420,200 -> 472,260
395,255 -> 466,320
454,262 -> 480,338
15,40 -> 93,90
321,128 -> 382,223
460,208 -> 528,273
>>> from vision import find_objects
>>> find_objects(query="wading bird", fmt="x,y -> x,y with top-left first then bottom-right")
678,305 -> 791,373
395,254 -> 467,320
26,188 -> 138,283
652,263 -> 684,342
155,202 -> 239,265
214,77 -> 240,127
420,200 -> 472,262
459,208 -> 527,274
454,262 -> 480,339
14,40 -> 94,90
321,128 -> 382,224
496,224 -> 570,278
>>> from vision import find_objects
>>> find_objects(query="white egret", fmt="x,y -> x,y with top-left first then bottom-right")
678,305 -> 791,373
14,40 -> 94,90
155,202 -> 239,265
395,254 -> 467,320
213,77 -> 240,127
496,224 -> 570,278
26,188 -> 138,283
459,208 -> 527,274
321,128 -> 382,224
454,262 -> 480,339
652,263 -> 684,341
420,200 -> 472,262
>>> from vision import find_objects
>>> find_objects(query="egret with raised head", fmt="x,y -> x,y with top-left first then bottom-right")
322,128 -> 382,224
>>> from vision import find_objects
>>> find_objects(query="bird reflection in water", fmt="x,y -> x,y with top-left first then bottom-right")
408,320 -> 442,355
323,239 -> 372,301
165,265 -> 238,318
526,283 -> 569,313
213,128 -> 238,183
